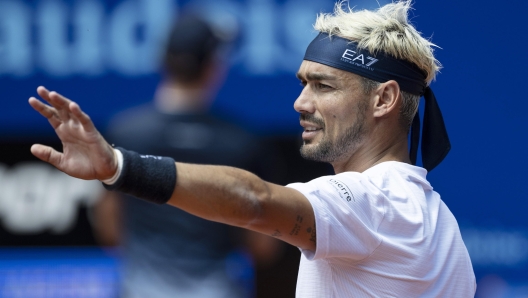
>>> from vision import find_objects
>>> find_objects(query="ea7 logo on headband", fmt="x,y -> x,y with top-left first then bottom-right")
341,49 -> 379,70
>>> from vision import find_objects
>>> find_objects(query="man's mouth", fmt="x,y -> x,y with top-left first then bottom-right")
301,124 -> 323,141
300,114 -> 324,140
305,127 -> 322,132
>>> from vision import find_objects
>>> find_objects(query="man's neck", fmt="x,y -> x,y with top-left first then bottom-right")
154,81 -> 210,114
332,131 -> 411,174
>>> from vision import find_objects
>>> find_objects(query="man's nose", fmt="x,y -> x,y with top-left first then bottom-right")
294,86 -> 315,114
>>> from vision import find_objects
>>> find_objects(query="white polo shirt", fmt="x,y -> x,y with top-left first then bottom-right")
287,161 -> 475,297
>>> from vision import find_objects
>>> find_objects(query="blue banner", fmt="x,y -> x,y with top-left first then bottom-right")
1,0 -> 528,296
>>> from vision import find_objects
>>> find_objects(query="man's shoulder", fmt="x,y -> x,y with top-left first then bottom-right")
287,162 -> 430,200
362,161 -> 431,190
286,172 -> 364,201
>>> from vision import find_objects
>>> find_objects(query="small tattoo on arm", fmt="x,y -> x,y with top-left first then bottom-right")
309,223 -> 316,244
289,215 -> 304,236
289,224 -> 301,236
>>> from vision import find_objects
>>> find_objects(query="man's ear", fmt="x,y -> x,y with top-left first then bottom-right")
372,80 -> 400,118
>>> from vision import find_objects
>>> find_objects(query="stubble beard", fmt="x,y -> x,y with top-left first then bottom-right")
300,102 -> 368,163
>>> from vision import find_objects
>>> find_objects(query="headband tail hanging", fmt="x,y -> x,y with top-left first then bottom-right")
417,87 -> 451,171
409,113 -> 420,165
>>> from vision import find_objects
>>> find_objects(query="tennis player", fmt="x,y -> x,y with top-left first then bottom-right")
29,1 -> 476,296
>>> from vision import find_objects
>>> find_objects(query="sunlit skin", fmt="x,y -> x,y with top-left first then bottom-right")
27,60 -> 412,253
294,60 -> 411,174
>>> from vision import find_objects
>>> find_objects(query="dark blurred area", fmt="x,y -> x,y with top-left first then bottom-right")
1,0 -> 528,297
0,137 -> 331,297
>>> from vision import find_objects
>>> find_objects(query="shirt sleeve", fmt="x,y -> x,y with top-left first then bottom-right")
287,173 -> 385,261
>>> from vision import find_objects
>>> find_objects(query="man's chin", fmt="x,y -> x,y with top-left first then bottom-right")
300,142 -> 316,152
300,144 -> 321,161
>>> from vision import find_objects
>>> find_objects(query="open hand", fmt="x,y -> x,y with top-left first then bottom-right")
28,86 -> 117,181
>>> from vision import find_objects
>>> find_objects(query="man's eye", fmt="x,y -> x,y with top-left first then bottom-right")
300,81 -> 307,87
318,83 -> 331,89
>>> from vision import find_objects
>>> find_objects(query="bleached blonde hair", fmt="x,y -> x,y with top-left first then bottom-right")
315,0 -> 440,83
314,1 -> 441,130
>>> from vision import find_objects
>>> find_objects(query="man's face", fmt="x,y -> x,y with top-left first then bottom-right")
294,60 -> 371,163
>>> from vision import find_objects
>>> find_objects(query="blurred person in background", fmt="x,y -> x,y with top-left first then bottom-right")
92,14 -> 281,298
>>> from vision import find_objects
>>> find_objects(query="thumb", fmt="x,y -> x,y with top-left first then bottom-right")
31,144 -> 63,169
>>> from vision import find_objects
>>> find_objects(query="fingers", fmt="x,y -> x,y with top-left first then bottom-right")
28,97 -> 62,129
70,102 -> 97,133
36,86 -> 51,102
31,85 -> 96,133
49,90 -> 73,106
49,91 -> 73,121
37,86 -> 73,121
31,144 -> 64,169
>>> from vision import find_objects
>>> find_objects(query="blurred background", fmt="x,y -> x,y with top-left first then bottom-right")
0,0 -> 527,297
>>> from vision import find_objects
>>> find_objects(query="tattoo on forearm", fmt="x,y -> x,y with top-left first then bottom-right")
271,229 -> 282,238
297,215 -> 303,223
289,224 -> 301,236
289,215 -> 304,236
309,222 -> 316,244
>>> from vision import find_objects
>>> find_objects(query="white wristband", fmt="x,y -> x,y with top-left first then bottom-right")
101,148 -> 124,185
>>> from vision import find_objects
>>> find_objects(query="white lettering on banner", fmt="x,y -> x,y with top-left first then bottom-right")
0,162 -> 103,234
462,228 -> 528,267
0,0 -> 390,76
0,0 -> 32,77
282,0 -> 324,67
184,0 -> 322,74
36,0 -> 75,76
0,0 -> 336,77
108,0 -> 174,75
0,0 -> 174,77
242,0 -> 278,74
72,0 -> 105,75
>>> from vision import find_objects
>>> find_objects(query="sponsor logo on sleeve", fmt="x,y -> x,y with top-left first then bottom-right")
327,178 -> 355,202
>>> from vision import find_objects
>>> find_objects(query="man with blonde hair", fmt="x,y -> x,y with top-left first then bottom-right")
28,1 -> 476,297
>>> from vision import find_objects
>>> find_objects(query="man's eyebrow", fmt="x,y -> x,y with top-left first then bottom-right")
296,72 -> 304,81
296,72 -> 337,81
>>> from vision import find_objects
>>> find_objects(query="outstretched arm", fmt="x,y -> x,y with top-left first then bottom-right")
172,163 -> 316,250
29,87 -> 317,251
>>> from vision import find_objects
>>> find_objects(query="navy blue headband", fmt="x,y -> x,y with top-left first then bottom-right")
304,32 -> 450,171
